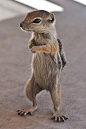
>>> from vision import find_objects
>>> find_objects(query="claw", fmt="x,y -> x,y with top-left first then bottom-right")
55,117 -> 58,122
23,112 -> 27,117
29,112 -> 32,116
62,119 -> 65,122
18,111 -> 22,115
61,117 -> 65,122
58,117 -> 61,122
62,116 -> 68,120
20,111 -> 25,116
51,116 -> 55,120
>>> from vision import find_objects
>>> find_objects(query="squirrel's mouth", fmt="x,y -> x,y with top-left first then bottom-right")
20,26 -> 32,32
20,27 -> 29,32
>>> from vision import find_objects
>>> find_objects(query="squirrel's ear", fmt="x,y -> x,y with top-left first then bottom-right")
48,13 -> 54,23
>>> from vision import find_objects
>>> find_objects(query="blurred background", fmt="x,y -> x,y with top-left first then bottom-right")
0,0 -> 86,129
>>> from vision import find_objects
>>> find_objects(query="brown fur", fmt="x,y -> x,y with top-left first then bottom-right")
17,10 -> 68,122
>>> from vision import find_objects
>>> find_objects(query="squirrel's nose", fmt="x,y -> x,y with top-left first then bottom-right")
20,22 -> 24,27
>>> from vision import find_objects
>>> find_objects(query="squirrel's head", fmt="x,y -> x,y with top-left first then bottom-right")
20,10 -> 55,33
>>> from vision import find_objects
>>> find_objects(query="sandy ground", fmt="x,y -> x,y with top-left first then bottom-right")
0,0 -> 86,129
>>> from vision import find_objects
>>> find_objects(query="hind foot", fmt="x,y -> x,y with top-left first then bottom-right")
17,105 -> 38,117
51,111 -> 68,122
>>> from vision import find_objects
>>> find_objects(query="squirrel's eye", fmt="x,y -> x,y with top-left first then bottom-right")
33,19 -> 41,23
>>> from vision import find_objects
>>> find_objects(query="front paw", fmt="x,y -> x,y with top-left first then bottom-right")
31,46 -> 38,53
51,111 -> 68,122
29,42 -> 36,49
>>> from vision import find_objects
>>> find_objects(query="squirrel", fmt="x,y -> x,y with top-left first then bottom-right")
17,10 -> 68,122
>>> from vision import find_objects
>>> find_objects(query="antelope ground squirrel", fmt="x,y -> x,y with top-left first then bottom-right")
17,10 -> 68,122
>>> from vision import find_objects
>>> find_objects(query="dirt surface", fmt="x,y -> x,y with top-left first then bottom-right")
0,0 -> 86,129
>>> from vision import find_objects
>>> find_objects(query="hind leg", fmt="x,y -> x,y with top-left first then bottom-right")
50,82 -> 68,122
17,75 -> 41,116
